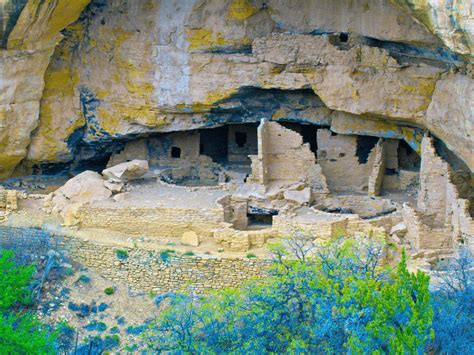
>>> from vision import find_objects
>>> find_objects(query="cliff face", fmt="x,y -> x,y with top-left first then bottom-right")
390,0 -> 473,62
0,0 -> 90,178
0,0 -> 472,178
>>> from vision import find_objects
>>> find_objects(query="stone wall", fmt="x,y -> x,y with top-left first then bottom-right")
0,189 -> 17,212
368,138 -> 386,196
0,226 -> 270,293
446,171 -> 474,249
75,205 -> 224,238
402,203 -> 453,251
317,129 -> 377,193
417,135 -> 449,222
228,124 -> 258,164
248,120 -> 328,194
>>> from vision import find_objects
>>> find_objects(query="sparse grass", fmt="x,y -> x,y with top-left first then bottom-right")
104,287 -> 115,295
182,251 -> 195,257
246,253 -> 257,259
148,290 -> 157,298
115,249 -> 129,260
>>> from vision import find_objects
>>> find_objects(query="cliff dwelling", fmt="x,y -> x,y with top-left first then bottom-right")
0,0 -> 472,300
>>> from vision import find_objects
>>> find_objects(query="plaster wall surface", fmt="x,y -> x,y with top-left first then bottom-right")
317,129 -> 377,193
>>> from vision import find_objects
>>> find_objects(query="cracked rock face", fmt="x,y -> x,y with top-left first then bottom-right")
0,0 -> 472,178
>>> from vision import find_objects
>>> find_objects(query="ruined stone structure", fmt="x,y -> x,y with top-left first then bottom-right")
0,0 -> 473,286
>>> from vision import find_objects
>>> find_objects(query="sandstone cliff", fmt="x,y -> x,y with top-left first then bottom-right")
0,0 -> 472,178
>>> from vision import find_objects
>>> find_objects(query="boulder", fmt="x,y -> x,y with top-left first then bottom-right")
104,180 -> 124,193
283,187 -> 312,205
181,231 -> 200,247
102,159 -> 149,183
49,171 -> 112,220
390,223 -> 407,238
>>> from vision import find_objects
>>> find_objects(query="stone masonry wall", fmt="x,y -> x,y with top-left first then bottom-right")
368,138 -> 386,196
75,205 -> 224,238
417,135 -> 449,222
317,129 -> 377,193
0,226 -> 270,293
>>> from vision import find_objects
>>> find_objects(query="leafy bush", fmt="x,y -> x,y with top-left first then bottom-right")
182,251 -> 195,257
104,287 -> 115,295
115,249 -> 129,260
0,248 -> 56,353
142,237 -> 434,353
246,253 -> 257,259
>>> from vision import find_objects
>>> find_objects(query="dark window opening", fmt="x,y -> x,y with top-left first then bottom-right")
199,126 -> 228,163
339,32 -> 349,42
171,146 -> 181,158
247,207 -> 278,228
398,140 -> 420,171
356,136 -> 379,164
235,132 -> 247,148
248,214 -> 273,227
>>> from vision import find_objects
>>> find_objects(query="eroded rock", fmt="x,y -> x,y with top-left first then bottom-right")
48,171 -> 111,219
102,160 -> 149,183
181,231 -> 200,247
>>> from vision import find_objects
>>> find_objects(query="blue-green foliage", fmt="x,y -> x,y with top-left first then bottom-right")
430,247 -> 474,353
142,237 -> 434,353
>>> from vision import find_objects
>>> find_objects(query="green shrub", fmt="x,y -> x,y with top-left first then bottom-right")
182,251 -> 195,257
104,287 -> 115,295
77,274 -> 91,283
0,249 -> 56,353
159,249 -> 176,263
246,253 -> 257,259
142,238 -> 434,353
115,249 -> 129,260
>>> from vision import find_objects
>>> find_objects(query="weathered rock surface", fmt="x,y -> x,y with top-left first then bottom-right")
181,231 -> 201,247
0,0 -> 90,178
48,170 -> 111,218
390,0 -> 473,61
102,160 -> 149,183
0,0 -> 472,177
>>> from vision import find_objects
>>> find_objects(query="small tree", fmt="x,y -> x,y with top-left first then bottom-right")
430,247 -> 474,353
142,236 -> 435,353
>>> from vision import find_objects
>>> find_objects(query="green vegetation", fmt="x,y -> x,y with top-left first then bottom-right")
0,249 -> 56,353
182,251 -> 195,256
246,252 -> 257,258
142,236 -> 436,353
115,249 -> 129,260
77,274 -> 91,283
159,249 -> 176,263
104,287 -> 115,295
